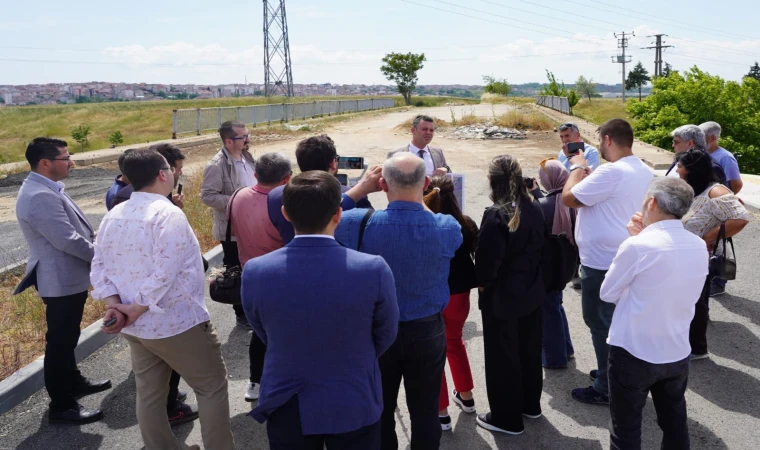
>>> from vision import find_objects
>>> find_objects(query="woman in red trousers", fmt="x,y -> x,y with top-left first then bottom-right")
424,176 -> 479,431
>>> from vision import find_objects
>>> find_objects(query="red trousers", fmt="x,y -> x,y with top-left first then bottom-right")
440,291 -> 475,410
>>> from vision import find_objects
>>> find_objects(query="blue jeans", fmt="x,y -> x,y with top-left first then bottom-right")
541,290 -> 575,368
581,265 -> 615,395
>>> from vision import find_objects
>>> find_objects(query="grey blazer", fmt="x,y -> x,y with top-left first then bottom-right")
200,147 -> 256,241
387,145 -> 450,172
14,174 -> 95,298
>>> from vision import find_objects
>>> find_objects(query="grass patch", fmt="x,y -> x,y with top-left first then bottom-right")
395,116 -> 451,131
183,171 -> 216,253
0,269 -> 106,380
481,93 -> 535,105
573,98 -> 631,125
406,96 -> 480,108
493,108 -> 556,131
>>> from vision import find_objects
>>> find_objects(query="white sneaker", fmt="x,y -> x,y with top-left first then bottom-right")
245,382 -> 260,402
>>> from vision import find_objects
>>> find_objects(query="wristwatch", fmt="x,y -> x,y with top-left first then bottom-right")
569,164 -> 585,173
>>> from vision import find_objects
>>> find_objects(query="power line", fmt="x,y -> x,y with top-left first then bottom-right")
666,53 -> 752,68
667,37 -> 759,58
474,0 -> 617,34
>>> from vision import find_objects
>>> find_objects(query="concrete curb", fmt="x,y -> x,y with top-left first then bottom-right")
0,243 -> 224,415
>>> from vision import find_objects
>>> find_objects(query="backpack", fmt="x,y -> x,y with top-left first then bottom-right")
537,192 -> 579,292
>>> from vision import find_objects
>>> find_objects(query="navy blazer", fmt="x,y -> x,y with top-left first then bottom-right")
241,236 -> 399,435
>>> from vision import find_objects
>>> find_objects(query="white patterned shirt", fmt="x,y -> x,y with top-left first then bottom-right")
90,192 -> 209,339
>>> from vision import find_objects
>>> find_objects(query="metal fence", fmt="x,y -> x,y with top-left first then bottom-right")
535,96 -> 571,115
172,98 -> 396,137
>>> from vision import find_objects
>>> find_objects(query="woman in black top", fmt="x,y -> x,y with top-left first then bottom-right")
423,176 -> 479,431
475,154 -> 546,436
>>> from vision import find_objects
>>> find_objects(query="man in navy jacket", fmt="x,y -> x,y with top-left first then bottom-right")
241,170 -> 399,449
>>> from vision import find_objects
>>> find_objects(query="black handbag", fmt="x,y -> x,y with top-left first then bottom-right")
209,189 -> 244,305
709,222 -> 736,281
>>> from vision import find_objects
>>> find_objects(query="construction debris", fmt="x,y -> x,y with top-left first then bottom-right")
447,123 -> 527,140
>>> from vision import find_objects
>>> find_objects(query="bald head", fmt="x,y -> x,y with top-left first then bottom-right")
383,153 -> 427,192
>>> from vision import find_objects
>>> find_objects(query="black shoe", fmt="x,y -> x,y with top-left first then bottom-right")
589,369 -> 597,381
440,415 -> 452,431
168,403 -> 199,427
709,284 -> 726,297
235,315 -> 252,330
176,390 -> 188,403
476,413 -> 524,435
452,390 -> 476,413
571,386 -> 609,405
49,404 -> 104,425
73,378 -> 112,398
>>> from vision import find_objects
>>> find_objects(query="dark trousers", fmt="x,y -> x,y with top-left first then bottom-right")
220,240 -> 245,317
42,291 -> 88,411
268,395 -> 381,450
380,314 -> 446,450
167,369 -> 181,410
542,289 -> 575,368
249,332 -> 266,383
581,265 -> 615,395
608,346 -> 690,450
689,276 -> 712,356
481,306 -> 543,432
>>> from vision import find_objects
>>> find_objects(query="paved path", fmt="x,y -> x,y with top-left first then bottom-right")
2,170 -> 760,449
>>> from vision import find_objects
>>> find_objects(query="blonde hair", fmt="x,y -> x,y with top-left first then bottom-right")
488,155 -> 533,232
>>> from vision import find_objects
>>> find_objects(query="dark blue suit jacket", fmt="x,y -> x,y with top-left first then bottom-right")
241,236 -> 399,435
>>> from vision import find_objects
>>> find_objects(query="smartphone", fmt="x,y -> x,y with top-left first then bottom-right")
177,183 -> 183,195
567,142 -> 585,154
337,156 -> 364,170
523,177 -> 534,188
103,316 -> 117,327
335,173 -> 348,186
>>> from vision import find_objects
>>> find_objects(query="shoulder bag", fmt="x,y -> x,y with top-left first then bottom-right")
709,222 -> 736,280
209,188 -> 244,305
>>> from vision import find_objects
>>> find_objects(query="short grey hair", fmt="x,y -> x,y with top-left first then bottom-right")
558,122 -> 580,134
699,121 -> 722,139
254,152 -> 292,184
412,114 -> 435,129
382,153 -> 426,191
647,177 -> 695,219
671,125 -> 706,151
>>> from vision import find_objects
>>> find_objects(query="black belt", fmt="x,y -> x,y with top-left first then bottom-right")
400,312 -> 441,325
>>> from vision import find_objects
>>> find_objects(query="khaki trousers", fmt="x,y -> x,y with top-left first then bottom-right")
123,322 -> 235,450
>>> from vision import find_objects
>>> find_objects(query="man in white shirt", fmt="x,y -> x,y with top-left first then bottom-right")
562,119 -> 654,405
92,149 -> 234,450
601,177 -> 708,450
387,115 -> 450,177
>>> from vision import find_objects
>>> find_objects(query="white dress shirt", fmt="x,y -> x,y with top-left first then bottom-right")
600,220 -> 709,364
409,143 -> 435,176
91,192 -> 209,339
233,156 -> 257,188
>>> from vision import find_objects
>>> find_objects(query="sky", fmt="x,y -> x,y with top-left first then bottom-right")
1,0 -> 759,87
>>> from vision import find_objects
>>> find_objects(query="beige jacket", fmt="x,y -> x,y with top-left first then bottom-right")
201,147 -> 256,241
387,145 -> 450,172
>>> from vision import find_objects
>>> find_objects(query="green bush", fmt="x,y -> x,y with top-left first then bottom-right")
627,67 -> 760,174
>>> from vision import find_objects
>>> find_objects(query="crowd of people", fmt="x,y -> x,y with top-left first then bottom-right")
12,113 -> 750,450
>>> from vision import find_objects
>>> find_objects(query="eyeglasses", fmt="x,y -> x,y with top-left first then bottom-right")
230,134 -> 251,141
44,156 -> 72,161
539,157 -> 556,171
160,166 -> 176,175
334,154 -> 340,160
558,123 -> 578,132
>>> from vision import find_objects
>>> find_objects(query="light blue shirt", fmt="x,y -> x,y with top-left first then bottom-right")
28,171 -> 78,211
709,147 -> 741,182
558,143 -> 601,171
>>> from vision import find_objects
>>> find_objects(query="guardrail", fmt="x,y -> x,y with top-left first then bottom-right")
536,95 -> 571,115
172,98 -> 396,138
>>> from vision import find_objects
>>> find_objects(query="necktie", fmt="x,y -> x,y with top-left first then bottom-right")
417,150 -> 425,159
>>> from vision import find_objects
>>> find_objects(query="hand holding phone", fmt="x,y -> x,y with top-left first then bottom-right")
566,142 -> 585,155
177,183 -> 183,195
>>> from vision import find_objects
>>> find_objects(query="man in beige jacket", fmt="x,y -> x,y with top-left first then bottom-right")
201,120 -> 256,328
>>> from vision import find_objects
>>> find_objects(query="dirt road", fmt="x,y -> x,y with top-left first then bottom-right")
0,103 -> 560,269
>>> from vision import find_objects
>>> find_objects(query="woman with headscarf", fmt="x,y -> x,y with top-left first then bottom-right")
475,155 -> 546,436
534,159 -> 577,369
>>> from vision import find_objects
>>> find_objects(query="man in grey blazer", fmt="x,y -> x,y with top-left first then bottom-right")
14,138 -> 111,425
387,114 -> 451,177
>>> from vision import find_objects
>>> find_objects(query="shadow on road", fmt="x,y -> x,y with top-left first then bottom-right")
688,358 -> 760,420
714,294 -> 760,327
14,415 -> 104,450
708,320 -> 760,371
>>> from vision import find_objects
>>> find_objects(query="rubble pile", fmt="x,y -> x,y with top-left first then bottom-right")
449,123 -> 527,140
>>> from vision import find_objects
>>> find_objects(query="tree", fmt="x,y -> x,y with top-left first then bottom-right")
625,61 -> 651,101
380,52 -> 426,106
662,62 -> 674,78
746,62 -> 760,81
109,131 -> 124,148
71,125 -> 91,151
538,70 -> 568,97
575,75 -> 598,102
627,66 -> 760,174
482,75 -> 512,96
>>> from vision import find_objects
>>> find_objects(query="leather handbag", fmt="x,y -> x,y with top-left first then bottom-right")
709,222 -> 736,281
209,189 -> 244,305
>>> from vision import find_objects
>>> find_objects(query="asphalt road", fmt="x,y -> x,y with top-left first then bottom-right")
1,170 -> 760,449
0,168 -> 117,269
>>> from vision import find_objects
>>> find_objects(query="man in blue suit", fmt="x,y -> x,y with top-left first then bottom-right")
241,170 -> 400,450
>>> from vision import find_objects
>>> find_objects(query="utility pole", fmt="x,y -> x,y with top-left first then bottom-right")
642,34 -> 674,77
263,0 -> 294,97
612,31 -> 634,103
